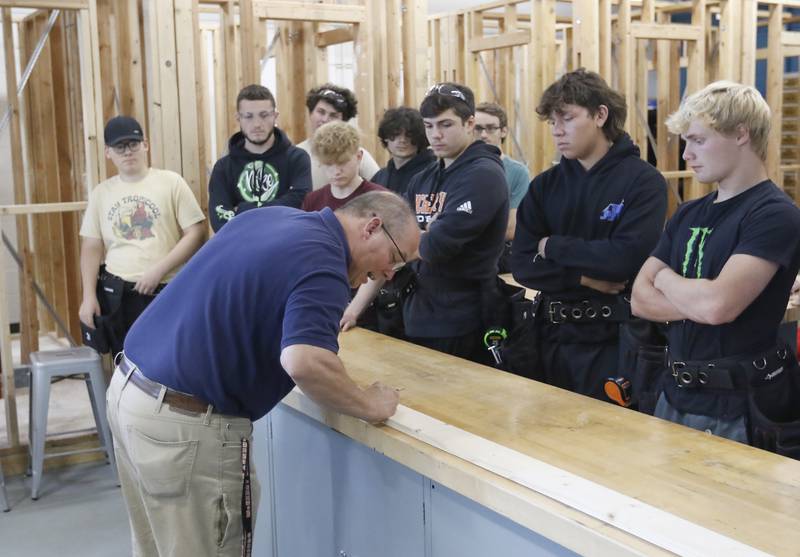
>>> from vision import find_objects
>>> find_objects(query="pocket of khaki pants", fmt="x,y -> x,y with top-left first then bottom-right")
129,428 -> 199,497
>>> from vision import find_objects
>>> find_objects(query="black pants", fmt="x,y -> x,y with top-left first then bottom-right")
406,331 -> 491,366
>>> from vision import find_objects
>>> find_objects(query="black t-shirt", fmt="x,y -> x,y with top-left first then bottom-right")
652,180 -> 800,415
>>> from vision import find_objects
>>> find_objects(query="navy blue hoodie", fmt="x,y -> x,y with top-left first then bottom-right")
208,128 -> 311,231
511,133 -> 667,297
403,141 -> 509,337
372,149 -> 436,197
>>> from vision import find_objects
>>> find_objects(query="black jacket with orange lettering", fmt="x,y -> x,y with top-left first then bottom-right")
402,141 -> 509,337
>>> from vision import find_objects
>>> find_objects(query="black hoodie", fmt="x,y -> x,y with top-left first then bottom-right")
403,141 -> 509,337
511,133 -> 667,297
371,149 -> 436,197
208,128 -> 311,232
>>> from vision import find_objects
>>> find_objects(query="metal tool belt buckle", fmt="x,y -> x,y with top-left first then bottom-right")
549,301 -> 567,324
672,361 -> 713,388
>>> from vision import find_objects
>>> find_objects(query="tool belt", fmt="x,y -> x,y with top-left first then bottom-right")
669,347 -> 791,391
82,267 -> 166,354
118,355 -> 217,415
544,296 -> 631,324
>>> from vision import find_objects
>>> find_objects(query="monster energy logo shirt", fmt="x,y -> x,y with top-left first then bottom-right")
651,180 -> 800,412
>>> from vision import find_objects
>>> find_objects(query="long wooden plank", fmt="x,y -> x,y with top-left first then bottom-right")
86,0 -> 105,182
716,0 -> 740,81
0,201 -> 88,215
77,6 -> 101,190
657,9 -> 682,214
370,0 -> 388,136
783,30 -> 800,47
387,405 -> 768,557
115,0 -> 146,123
95,0 -> 116,178
766,3 -> 784,186
353,3 -> 376,157
385,0 -> 402,109
739,0 -> 757,85
0,0 -> 87,8
0,241 -> 19,445
155,0 -> 181,174
630,22 -> 703,41
2,9 -> 38,365
572,0 -> 599,72
468,29 -> 530,52
199,29 -> 214,178
221,0 -> 238,139
212,26 -> 228,157
531,0 -> 556,174
315,26 -> 353,48
35,21 -> 71,340
23,14 -> 55,335
141,0 -> 163,168
174,0 -> 203,204
239,0 -> 258,85
50,15 -> 82,342
253,1 -> 366,24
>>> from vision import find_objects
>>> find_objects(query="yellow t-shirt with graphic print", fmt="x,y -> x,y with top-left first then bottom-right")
79,168 -> 205,282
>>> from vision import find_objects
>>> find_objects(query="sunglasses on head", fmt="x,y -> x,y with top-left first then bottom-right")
426,84 -> 468,103
319,89 -> 347,109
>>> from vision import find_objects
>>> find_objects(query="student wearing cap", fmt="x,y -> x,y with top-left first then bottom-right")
78,115 -> 206,357
296,83 -> 380,190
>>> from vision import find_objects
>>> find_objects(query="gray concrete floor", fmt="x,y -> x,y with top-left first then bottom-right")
0,462 -> 131,556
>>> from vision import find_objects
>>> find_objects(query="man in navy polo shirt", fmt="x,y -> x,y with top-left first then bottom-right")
105,191 -> 419,556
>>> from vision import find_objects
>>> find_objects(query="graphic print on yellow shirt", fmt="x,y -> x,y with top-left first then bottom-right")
109,195 -> 160,241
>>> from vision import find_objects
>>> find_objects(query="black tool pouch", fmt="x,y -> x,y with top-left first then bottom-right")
747,355 -> 800,460
91,267 -> 125,354
496,294 -> 541,380
80,318 -> 110,354
618,319 -> 668,415
375,267 -> 417,339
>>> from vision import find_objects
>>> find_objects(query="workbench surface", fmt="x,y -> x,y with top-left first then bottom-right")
298,328 -> 800,556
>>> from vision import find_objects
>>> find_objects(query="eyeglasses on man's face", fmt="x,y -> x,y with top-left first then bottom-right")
474,124 -> 502,134
111,141 -> 143,155
381,223 -> 407,272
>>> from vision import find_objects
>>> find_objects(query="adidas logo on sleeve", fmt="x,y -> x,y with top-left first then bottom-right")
456,201 -> 473,214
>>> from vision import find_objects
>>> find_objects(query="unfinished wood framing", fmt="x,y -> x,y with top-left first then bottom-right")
427,0 -> 799,207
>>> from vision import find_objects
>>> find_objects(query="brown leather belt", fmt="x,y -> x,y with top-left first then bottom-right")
118,356 -> 215,415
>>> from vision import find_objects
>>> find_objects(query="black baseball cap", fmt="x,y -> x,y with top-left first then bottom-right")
104,116 -> 144,147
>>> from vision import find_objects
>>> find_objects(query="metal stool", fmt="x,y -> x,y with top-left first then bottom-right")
28,347 -> 117,500
0,461 -> 9,511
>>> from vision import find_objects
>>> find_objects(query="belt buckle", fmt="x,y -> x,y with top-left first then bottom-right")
672,361 -> 696,388
549,301 -> 566,324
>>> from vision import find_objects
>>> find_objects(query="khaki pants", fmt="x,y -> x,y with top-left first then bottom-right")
107,367 -> 259,557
